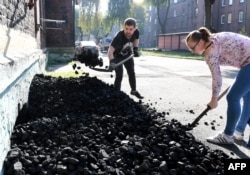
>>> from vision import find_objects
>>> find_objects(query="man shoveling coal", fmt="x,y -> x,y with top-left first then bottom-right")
107,17 -> 143,99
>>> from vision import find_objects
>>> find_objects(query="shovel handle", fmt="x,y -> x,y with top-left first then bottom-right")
112,54 -> 133,68
190,86 -> 230,128
190,106 -> 210,127
217,86 -> 230,101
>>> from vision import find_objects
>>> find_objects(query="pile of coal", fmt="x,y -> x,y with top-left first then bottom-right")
4,74 -> 230,175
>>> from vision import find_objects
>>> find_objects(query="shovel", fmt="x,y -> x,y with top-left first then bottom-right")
89,54 -> 133,72
188,86 -> 230,129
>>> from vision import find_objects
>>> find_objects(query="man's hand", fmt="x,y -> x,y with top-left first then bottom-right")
109,59 -> 117,70
133,47 -> 140,57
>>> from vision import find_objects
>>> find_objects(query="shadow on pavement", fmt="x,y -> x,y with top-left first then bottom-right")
222,69 -> 239,79
217,142 -> 250,158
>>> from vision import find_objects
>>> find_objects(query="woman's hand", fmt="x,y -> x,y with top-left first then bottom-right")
207,96 -> 218,109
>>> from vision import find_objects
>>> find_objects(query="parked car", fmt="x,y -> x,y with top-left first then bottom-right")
75,41 -> 99,56
74,41 -> 103,67
75,40 -> 80,47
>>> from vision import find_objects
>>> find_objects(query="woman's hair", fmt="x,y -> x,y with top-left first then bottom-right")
185,27 -> 212,44
124,18 -> 136,27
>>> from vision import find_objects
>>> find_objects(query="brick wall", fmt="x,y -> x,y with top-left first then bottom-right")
158,32 -> 189,51
0,1 -> 37,54
212,0 -> 250,34
0,1 -> 46,174
0,0 -> 35,35
45,0 -> 75,47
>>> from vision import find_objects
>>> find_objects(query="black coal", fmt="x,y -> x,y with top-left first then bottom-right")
73,51 -> 103,68
4,74 -> 230,175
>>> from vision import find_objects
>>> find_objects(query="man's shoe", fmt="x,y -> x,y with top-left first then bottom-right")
207,132 -> 234,145
130,90 -> 144,99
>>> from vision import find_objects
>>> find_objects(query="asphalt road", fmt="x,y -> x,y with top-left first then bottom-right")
48,53 -> 250,159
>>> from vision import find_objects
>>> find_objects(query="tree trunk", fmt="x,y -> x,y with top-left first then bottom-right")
157,2 -> 170,34
204,0 -> 215,30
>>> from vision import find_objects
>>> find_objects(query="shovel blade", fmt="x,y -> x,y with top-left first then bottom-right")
186,106 -> 210,130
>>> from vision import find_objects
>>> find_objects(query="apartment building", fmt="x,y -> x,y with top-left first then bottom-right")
143,0 -> 250,50
140,6 -> 160,48
165,0 -> 205,33
211,0 -> 250,34
152,0 -> 202,50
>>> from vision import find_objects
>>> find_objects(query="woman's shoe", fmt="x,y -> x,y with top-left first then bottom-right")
233,130 -> 244,141
207,132 -> 234,144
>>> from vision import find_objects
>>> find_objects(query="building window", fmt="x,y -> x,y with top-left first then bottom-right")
174,0 -> 177,3
221,0 -> 225,6
229,0 -> 233,5
174,10 -> 176,17
221,15 -> 225,24
239,11 -> 243,22
148,26 -> 151,33
228,13 -> 232,23
154,18 -> 157,25
195,8 -> 198,16
240,0 -> 244,3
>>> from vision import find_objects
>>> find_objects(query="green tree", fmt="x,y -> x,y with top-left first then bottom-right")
145,0 -> 170,34
78,0 -> 101,39
100,0 -> 145,40
239,26 -> 249,37
129,2 -> 146,35
107,0 -> 131,27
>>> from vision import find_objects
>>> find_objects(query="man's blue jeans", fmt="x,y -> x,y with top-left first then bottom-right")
224,64 -> 250,136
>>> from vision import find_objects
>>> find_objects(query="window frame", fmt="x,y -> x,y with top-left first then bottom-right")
221,14 -> 225,24
238,11 -> 243,22
227,13 -> 232,23
173,10 -> 176,17
221,0 -> 225,6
